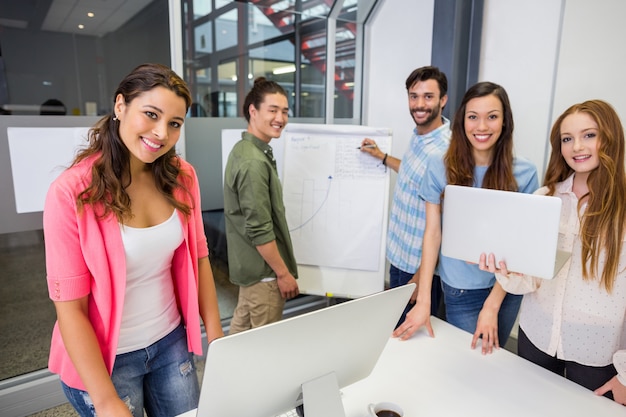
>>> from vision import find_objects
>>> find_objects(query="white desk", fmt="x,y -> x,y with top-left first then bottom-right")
341,317 -> 624,416
179,317 -> 624,417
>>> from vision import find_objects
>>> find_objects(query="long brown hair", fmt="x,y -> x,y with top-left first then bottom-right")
445,82 -> 517,191
544,99 -> 626,292
74,63 -> 193,221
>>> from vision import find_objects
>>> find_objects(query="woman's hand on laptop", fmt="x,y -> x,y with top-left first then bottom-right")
478,253 -> 521,276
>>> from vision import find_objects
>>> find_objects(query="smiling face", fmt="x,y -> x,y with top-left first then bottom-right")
407,79 -> 447,135
115,86 -> 187,169
247,92 -> 289,142
464,94 -> 504,165
559,111 -> 600,181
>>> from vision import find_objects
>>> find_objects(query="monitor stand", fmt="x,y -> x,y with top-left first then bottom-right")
301,372 -> 346,417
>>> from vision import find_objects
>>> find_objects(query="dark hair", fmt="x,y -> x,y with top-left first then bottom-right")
74,63 -> 193,220
242,77 -> 288,122
445,81 -> 517,191
544,100 -> 626,292
405,66 -> 448,98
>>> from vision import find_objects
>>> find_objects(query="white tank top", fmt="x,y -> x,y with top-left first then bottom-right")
117,210 -> 184,354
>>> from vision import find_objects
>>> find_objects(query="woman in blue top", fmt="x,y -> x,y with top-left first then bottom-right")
393,82 -> 538,354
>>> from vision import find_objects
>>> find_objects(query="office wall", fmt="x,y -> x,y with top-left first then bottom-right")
479,0 -> 562,178
480,0 -> 626,179
552,1 -> 626,129
363,0 -> 435,159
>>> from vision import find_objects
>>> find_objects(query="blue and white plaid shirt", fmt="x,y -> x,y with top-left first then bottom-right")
386,118 -> 451,273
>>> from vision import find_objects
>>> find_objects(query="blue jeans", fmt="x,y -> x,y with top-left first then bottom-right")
61,323 -> 200,417
389,264 -> 443,328
442,280 -> 521,346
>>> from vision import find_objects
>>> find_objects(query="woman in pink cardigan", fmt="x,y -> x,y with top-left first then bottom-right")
43,63 -> 223,417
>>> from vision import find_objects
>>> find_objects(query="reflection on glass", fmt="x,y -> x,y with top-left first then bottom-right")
217,61 -> 238,117
334,20 -> 356,119
339,0 -> 358,21
215,0 -> 232,9
0,230 -> 51,381
248,35 -> 326,119
298,63 -> 325,118
194,20 -> 213,58
216,9 -> 238,51
192,0 -> 212,17
249,39 -> 295,66
248,4 -> 283,45
189,67 -> 212,117
251,0 -> 330,25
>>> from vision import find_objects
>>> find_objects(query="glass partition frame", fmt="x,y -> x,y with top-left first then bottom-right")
180,0 -> 377,123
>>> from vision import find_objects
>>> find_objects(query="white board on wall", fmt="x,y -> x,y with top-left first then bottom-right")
222,123 -> 392,298
7,127 -> 89,213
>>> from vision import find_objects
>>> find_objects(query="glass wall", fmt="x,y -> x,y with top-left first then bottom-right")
0,0 -> 173,384
181,0 -> 370,122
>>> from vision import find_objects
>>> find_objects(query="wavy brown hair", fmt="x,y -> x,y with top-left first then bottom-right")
445,82 -> 517,192
73,63 -> 193,221
544,100 -> 626,292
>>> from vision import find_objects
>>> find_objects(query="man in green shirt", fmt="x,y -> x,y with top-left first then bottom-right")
224,78 -> 299,334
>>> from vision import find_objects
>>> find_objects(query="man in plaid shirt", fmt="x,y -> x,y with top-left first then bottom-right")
359,66 -> 451,326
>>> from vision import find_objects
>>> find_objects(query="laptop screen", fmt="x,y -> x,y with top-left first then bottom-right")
441,185 -> 566,279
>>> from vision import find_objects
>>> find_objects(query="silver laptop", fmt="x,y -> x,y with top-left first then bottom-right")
193,284 -> 415,417
441,185 -> 570,280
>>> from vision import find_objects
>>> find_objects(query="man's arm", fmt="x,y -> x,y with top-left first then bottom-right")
256,240 -> 299,299
360,138 -> 401,173
392,201 -> 441,340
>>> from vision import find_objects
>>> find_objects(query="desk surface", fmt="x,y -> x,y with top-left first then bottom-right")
341,317 -> 623,416
180,317 -> 624,417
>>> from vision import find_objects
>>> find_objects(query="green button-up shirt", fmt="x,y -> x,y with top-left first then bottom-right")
223,131 -> 298,286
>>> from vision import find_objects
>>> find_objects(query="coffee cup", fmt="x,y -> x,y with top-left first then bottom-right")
368,401 -> 404,417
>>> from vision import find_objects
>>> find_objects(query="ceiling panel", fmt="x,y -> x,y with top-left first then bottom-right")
0,0 -> 154,37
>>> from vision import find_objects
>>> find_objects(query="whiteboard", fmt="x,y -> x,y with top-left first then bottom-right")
222,123 -> 392,298
7,127 -> 89,213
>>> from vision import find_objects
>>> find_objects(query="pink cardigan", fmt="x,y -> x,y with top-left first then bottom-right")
43,155 -> 209,390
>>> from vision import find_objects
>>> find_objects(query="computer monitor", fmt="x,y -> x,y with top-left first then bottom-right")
193,283 -> 415,417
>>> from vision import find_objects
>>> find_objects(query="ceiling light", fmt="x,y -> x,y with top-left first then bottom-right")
78,24 -> 84,29
272,65 -> 296,75
87,12 -> 95,18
